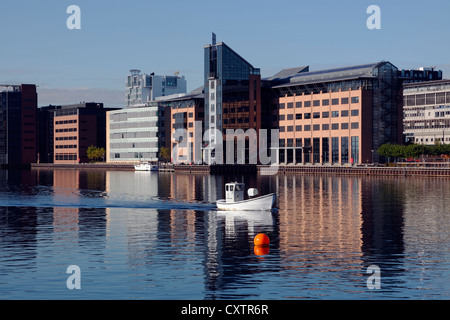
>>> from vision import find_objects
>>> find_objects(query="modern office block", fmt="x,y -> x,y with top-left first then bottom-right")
0,84 -> 37,165
126,69 -> 187,106
403,79 -> 450,144
203,34 -> 262,164
107,103 -> 167,162
272,61 -> 403,164
52,102 -> 112,163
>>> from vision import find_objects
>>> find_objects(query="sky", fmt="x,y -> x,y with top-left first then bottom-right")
1,0 -> 449,108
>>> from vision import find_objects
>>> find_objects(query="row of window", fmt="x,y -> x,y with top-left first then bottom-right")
55,119 -> 77,125
279,122 -> 360,132
55,154 -> 77,160
55,145 -> 77,149
55,136 -> 77,141
278,136 -> 360,164
55,128 -> 77,133
279,109 -> 359,121
279,97 -> 360,109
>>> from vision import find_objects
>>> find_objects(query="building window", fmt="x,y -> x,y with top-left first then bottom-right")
287,126 -> 293,132
304,113 -> 311,119
313,124 -> 320,131
322,124 -> 329,130
332,98 -> 339,105
341,137 -> 349,163
313,138 -> 320,162
351,136 -> 359,164
296,113 -> 302,120
287,102 -> 294,109
279,115 -> 285,121
322,111 -> 329,118
304,125 -> 311,131
322,99 -> 329,106
351,109 -> 359,116
304,101 -> 311,107
351,96 -> 359,104
313,100 -> 320,107
341,123 -> 349,129
341,97 -> 349,104
279,103 -> 285,109
295,125 -> 302,131
279,126 -> 285,132
313,112 -> 320,119
351,122 -> 359,129
332,111 -> 339,118
331,123 -> 339,130
296,102 -> 302,108
322,137 -> 329,163
341,110 -> 349,117
287,114 -> 294,120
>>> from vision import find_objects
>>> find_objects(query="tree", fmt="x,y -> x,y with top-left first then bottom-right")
86,145 -> 106,162
159,146 -> 171,162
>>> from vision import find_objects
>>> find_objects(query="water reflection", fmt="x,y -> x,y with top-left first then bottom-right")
0,168 -> 449,299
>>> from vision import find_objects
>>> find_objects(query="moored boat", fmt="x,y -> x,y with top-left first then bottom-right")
134,161 -> 159,171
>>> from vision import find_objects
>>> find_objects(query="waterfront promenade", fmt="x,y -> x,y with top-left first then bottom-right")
27,163 -> 450,177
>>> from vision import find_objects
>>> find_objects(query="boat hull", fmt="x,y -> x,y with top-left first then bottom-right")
134,165 -> 158,171
216,193 -> 275,211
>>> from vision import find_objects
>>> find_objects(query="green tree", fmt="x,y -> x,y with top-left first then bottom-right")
159,146 -> 171,162
86,145 -> 105,162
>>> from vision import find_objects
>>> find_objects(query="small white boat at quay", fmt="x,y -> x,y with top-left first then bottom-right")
216,182 -> 275,211
134,161 -> 159,171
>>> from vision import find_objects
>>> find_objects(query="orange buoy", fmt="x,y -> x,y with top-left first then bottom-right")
254,233 -> 270,246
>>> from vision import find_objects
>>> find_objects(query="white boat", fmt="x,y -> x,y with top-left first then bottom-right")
216,182 -> 275,211
134,162 -> 159,171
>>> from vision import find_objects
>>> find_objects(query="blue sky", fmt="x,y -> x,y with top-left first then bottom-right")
1,0 -> 449,107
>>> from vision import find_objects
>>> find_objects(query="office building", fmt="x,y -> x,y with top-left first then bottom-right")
203,34 -> 262,163
126,69 -> 187,106
107,102 -> 168,162
272,61 -> 403,164
403,79 -> 450,144
53,102 -> 112,163
0,84 -> 37,165
168,90 -> 204,163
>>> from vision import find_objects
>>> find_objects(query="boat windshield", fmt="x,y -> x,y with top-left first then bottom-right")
235,184 -> 243,191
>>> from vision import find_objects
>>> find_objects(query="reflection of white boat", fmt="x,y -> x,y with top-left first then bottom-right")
134,162 -> 159,171
216,182 -> 275,211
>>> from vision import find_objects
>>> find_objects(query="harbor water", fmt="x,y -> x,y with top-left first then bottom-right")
0,168 -> 449,299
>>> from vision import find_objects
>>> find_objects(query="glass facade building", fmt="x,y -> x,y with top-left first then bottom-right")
204,35 -> 261,164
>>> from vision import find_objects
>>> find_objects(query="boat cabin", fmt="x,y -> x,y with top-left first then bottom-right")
225,182 -> 245,203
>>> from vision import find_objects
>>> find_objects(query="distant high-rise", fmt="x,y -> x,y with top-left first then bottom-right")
126,69 -> 187,106
0,84 -> 37,165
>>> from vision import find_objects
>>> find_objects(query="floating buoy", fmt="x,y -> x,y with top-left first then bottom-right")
254,233 -> 270,246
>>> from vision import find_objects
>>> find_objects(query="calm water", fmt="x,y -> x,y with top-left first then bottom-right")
0,168 -> 449,300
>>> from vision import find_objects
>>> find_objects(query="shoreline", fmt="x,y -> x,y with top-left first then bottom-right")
15,163 -> 450,177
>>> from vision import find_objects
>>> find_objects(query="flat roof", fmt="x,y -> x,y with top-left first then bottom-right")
272,62 -> 384,89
